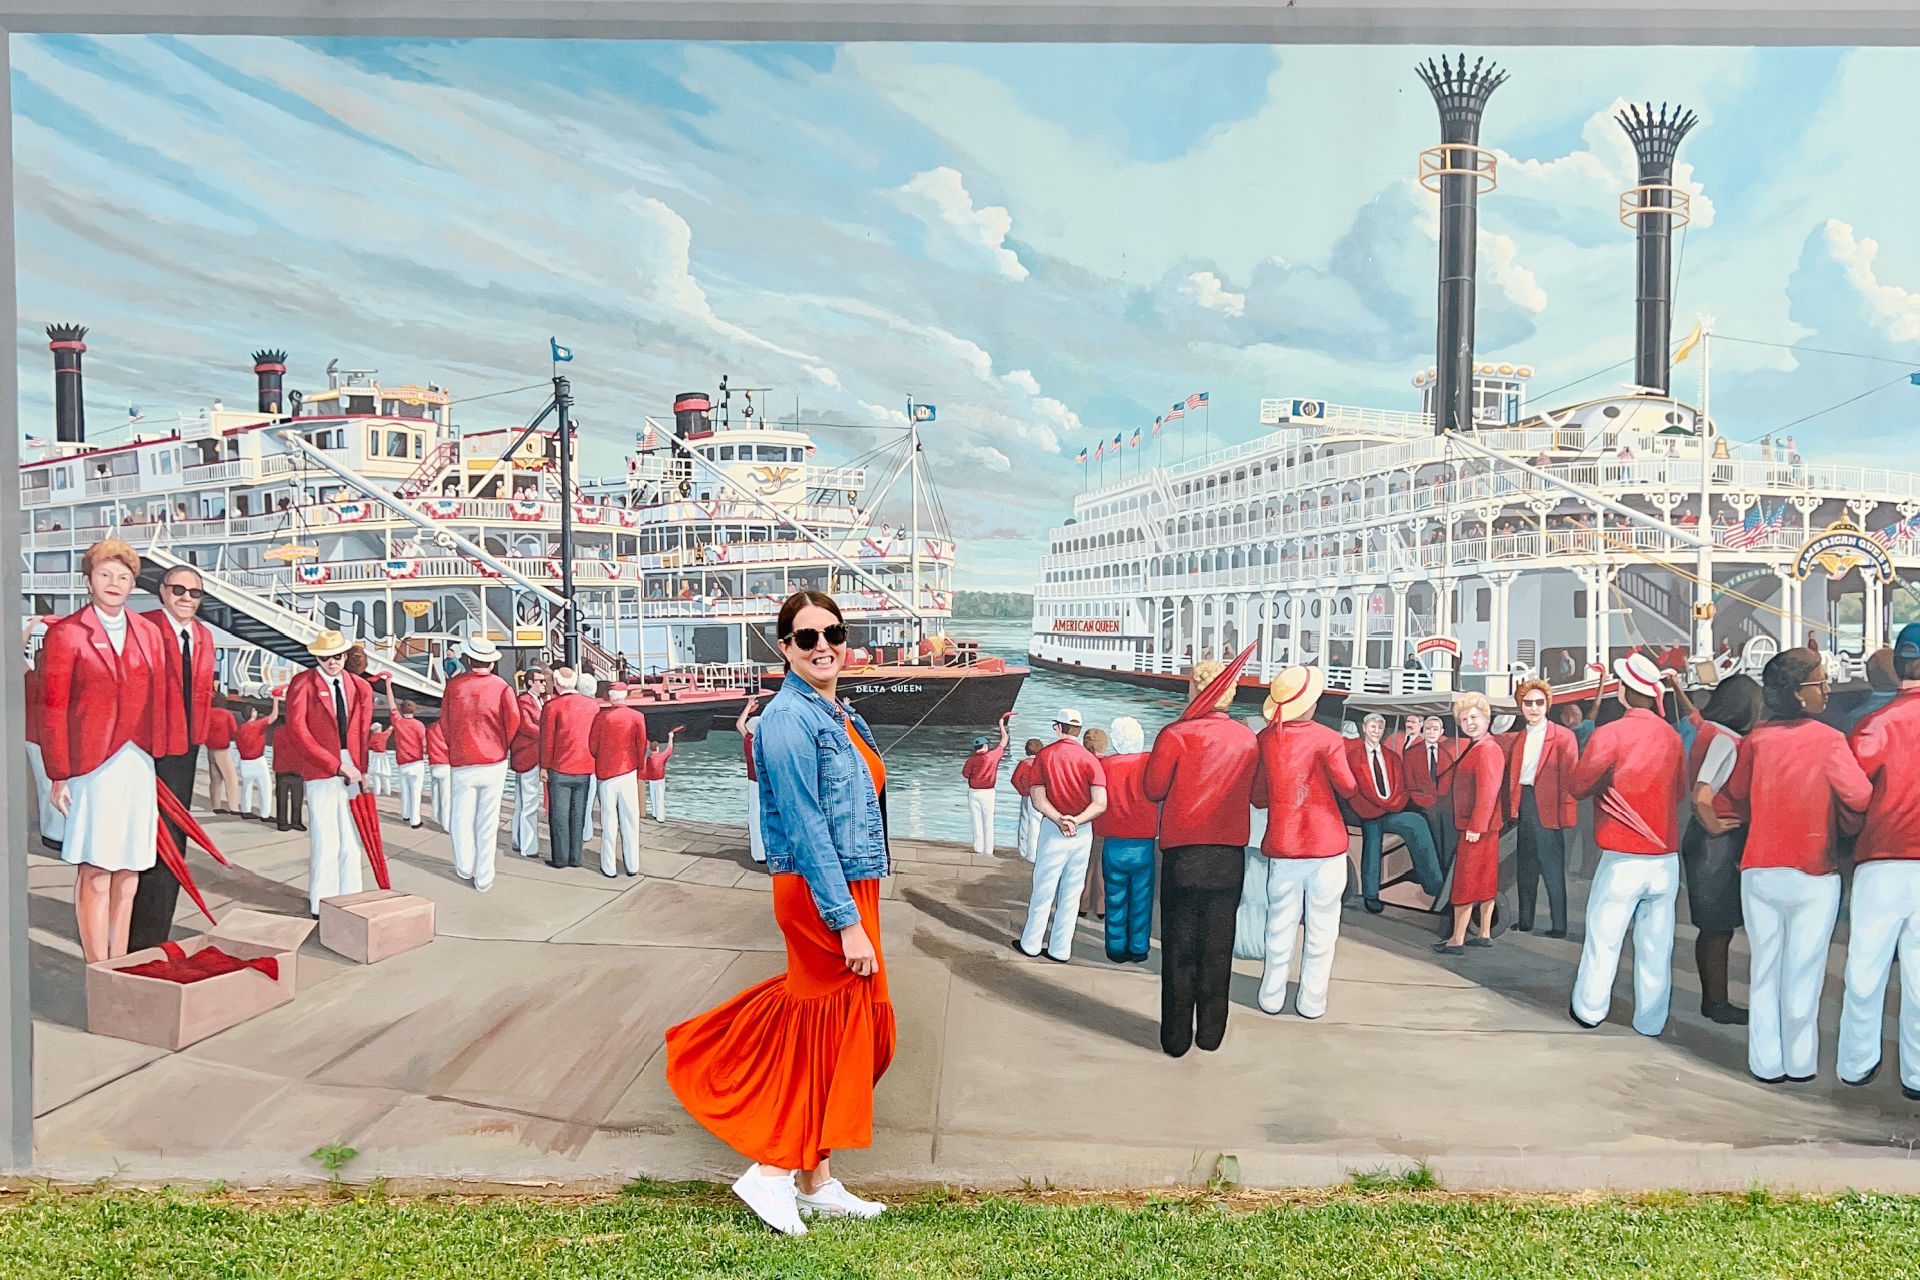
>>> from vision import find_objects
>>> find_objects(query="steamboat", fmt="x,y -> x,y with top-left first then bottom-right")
19,345 -> 1025,736
1030,56 -> 1920,715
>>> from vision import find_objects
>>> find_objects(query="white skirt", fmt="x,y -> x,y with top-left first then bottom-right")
60,741 -> 158,873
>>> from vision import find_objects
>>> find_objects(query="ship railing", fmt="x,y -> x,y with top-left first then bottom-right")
83,474 -> 143,498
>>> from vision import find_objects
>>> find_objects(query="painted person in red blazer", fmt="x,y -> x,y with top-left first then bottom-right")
1404,717 -> 1461,875
508,667 -> 549,859
1567,653 -> 1688,1038
1342,713 -> 1444,909
589,682 -> 649,878
1435,692 -> 1505,955
440,636 -> 523,893
540,667 -> 600,869
281,630 -> 374,916
40,539 -> 165,963
1497,678 -> 1580,938
1722,648 -> 1871,1083
1091,717 -> 1156,965
130,562 -> 217,952
1251,666 -> 1361,1018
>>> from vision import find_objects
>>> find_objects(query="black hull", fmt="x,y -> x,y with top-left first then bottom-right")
742,668 -> 1028,727
1026,651 -> 1302,708
638,696 -> 741,743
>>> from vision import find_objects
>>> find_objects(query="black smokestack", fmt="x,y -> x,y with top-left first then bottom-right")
46,324 -> 87,444
673,391 -> 711,438
252,348 -> 289,415
1617,103 -> 1698,396
1417,54 -> 1507,435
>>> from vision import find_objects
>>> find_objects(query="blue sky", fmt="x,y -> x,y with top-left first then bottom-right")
13,37 -> 1920,588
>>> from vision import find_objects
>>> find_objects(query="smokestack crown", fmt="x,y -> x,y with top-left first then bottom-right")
1617,102 -> 1698,174
1416,53 -> 1509,142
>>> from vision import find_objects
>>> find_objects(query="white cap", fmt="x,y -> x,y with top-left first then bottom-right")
460,636 -> 501,663
1053,707 -> 1083,728
575,673 -> 597,699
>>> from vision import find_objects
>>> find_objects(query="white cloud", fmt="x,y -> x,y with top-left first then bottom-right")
953,440 -> 1013,473
625,195 -> 824,364
805,365 -> 843,388
1496,98 -> 1718,232
1180,270 -> 1246,317
1479,231 -> 1548,315
895,166 -> 1029,281
1001,368 -> 1042,394
1824,218 -> 1920,341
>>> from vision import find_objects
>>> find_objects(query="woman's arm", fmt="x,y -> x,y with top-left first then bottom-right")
755,710 -> 861,933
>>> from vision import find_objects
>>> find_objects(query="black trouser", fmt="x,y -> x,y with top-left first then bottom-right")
1514,786 -> 1568,933
1420,796 -> 1457,874
275,771 -> 306,830
129,746 -> 200,952
548,772 -> 590,868
1158,843 -> 1242,1058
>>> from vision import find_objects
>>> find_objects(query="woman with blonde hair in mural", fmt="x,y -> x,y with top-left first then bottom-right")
666,590 -> 892,1236
1434,691 -> 1505,956
38,539 -> 166,963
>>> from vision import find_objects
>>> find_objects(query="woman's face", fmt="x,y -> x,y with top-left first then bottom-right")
1458,703 -> 1489,740
780,604 -> 846,689
1798,668 -> 1832,715
87,558 -> 135,611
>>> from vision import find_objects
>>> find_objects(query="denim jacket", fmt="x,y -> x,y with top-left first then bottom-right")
752,672 -> 889,932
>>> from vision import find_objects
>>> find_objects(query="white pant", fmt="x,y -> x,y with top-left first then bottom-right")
306,775 -> 365,915
647,778 -> 666,823
429,763 -> 451,822
584,773 -> 597,841
1258,854 -> 1347,1017
370,752 -> 393,796
238,756 -> 273,820
449,761 -> 509,892
968,788 -> 996,856
746,782 -> 766,863
511,767 -> 542,855
1019,821 -> 1093,960
599,772 -> 641,876
1839,861 -> 1920,1089
26,741 -> 65,844
1016,795 -> 1040,863
1743,866 -> 1841,1081
1571,850 -> 1680,1037
397,760 -> 426,824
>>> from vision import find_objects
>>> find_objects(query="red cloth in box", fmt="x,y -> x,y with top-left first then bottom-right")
118,940 -> 280,984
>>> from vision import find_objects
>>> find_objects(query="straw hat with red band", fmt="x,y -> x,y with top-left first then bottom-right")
1262,665 -> 1325,724
1613,652 -> 1664,701
307,629 -> 351,659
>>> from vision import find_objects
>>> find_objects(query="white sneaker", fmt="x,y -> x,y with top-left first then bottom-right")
795,1177 -> 886,1220
732,1167 -> 806,1236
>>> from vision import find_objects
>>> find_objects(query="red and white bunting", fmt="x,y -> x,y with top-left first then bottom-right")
333,501 -> 371,524
424,498 -> 463,520
383,559 -> 420,580
295,563 -> 331,585
510,499 -> 546,521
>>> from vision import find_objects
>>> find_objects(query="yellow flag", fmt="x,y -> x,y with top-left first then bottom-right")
1672,321 -> 1704,365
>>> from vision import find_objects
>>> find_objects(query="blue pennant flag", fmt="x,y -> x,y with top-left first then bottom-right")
550,338 -> 574,363
1909,371 -> 1920,386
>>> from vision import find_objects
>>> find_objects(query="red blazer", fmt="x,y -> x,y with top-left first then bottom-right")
1404,738 -> 1459,808
277,668 -> 374,782
509,692 -> 544,772
203,706 -> 238,751
391,714 -> 426,764
1496,721 -> 1579,828
1725,717 -> 1871,875
1010,757 -> 1037,797
38,605 -> 165,781
589,705 -> 648,779
1344,738 -> 1409,821
539,692 -> 599,775
24,664 -> 42,747
235,716 -> 271,760
1570,706 -> 1684,855
426,718 -> 449,766
639,739 -> 675,782
441,671 -> 521,767
139,609 -> 215,755
1142,712 -> 1260,848
1851,690 -> 1920,864
1093,752 -> 1157,840
1451,735 -> 1507,837
1252,719 -> 1360,859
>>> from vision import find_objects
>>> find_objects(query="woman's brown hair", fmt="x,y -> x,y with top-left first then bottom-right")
80,538 -> 140,579
775,590 -> 843,669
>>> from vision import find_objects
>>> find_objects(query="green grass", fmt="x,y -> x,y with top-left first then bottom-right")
3,1184 -> 1920,1278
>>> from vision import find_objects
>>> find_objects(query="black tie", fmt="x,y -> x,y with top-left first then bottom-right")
179,628 -> 193,741
332,679 -> 349,750
1371,748 -> 1388,799
1428,745 -> 1437,776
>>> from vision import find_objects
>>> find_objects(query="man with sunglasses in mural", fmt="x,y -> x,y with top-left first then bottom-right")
128,564 -> 215,951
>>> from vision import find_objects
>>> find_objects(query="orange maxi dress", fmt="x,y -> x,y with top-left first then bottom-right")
664,722 -> 894,1171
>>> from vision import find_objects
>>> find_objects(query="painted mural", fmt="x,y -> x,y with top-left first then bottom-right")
17,36 -> 1920,1199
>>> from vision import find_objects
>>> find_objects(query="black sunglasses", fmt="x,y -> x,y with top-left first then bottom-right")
165,584 -> 205,600
781,624 -> 848,651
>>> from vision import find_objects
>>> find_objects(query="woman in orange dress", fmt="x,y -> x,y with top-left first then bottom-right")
665,590 -> 893,1235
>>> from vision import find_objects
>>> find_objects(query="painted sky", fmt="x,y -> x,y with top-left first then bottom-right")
13,37 -> 1920,588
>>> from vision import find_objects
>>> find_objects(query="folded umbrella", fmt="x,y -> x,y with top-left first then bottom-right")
155,784 -> 232,867
1178,641 -> 1260,723
348,782 -> 391,891
154,823 -> 218,926
1599,786 -> 1663,849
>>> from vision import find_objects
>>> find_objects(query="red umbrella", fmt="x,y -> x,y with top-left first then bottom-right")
1599,787 -> 1663,849
156,785 -> 232,867
348,782 -> 391,890
1178,641 -> 1260,723
154,824 -> 218,926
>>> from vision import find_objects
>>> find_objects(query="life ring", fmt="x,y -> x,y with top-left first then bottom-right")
678,479 -> 693,498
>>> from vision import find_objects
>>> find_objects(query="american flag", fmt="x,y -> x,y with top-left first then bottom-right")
1111,432 -> 1123,450
1165,402 -> 1187,423
1130,428 -> 1142,448
1185,391 -> 1210,411
1152,415 -> 1164,436
1093,441 -> 1105,461
1074,448 -> 1088,464
1724,502 -> 1784,549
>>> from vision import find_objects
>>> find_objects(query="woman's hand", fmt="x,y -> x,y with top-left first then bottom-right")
839,923 -> 878,978
1702,813 -> 1742,836
49,780 -> 70,816
1463,830 -> 1481,843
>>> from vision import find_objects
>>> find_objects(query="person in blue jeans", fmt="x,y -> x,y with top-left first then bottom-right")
1341,712 -> 1444,909
1093,718 -> 1157,963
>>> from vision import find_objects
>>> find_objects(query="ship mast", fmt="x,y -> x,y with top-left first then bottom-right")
908,395 -> 923,645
